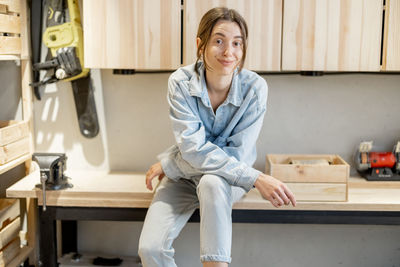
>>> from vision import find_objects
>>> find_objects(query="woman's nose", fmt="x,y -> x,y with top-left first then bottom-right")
223,44 -> 233,56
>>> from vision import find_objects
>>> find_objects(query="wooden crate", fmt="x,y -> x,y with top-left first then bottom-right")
0,199 -> 19,229
0,237 -> 20,266
0,217 -> 19,249
266,154 -> 349,202
0,120 -> 29,165
0,0 -> 21,55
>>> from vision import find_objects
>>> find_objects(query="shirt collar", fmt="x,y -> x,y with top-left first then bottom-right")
188,62 -> 243,107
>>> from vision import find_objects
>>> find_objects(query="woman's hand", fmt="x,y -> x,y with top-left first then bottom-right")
145,162 -> 165,190
254,174 -> 296,208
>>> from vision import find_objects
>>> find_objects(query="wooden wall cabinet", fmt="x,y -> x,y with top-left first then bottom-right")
183,0 -> 282,72
83,0 -> 181,70
382,0 -> 400,71
282,0 -> 383,71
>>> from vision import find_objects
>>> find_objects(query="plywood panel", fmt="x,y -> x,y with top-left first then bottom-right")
0,14 -> 20,34
0,36 -> 20,54
383,0 -> 400,70
184,0 -> 282,71
282,0 -> 383,71
83,0 -> 181,69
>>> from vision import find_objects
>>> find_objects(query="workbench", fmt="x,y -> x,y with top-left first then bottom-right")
6,166 -> 400,267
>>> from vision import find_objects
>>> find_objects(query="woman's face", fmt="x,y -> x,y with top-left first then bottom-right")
203,20 -> 244,77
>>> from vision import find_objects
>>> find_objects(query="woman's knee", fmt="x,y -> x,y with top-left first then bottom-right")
197,175 -> 231,202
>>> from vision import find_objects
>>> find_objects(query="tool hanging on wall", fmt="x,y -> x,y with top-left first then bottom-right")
355,141 -> 400,181
33,153 -> 73,211
30,0 -> 99,138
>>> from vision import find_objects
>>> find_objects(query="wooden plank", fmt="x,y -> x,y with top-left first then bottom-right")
383,0 -> 400,70
0,199 -> 19,230
19,0 -> 28,59
266,154 -> 349,183
183,0 -> 282,71
0,13 -> 20,33
282,0 -> 383,71
83,0 -> 181,69
0,153 -> 30,176
0,238 -> 20,266
0,120 -> 29,146
0,136 -> 30,165
6,246 -> 32,267
286,183 -> 347,202
0,217 -> 20,249
0,35 -> 20,54
0,0 -> 20,13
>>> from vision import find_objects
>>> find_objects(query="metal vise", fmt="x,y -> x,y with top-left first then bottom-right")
33,153 -> 73,211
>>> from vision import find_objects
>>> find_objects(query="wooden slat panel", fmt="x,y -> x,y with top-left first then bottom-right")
0,14 -> 20,33
0,120 -> 29,146
0,137 -> 30,165
0,199 -> 19,231
286,183 -> 347,202
6,246 -> 32,267
184,0 -> 282,71
0,35 -> 20,54
282,0 -> 383,71
0,217 -> 20,249
384,0 -> 400,70
0,238 -> 20,266
0,0 -> 20,13
83,0 -> 181,69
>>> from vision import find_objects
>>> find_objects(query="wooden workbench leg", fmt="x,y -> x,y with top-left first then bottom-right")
39,206 -> 58,267
26,197 -> 38,265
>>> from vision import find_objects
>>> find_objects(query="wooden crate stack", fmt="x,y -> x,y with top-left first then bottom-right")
266,154 -> 350,202
1,0 -> 35,265
0,199 -> 20,266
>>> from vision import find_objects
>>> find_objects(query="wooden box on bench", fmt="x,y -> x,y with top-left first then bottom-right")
265,154 -> 349,202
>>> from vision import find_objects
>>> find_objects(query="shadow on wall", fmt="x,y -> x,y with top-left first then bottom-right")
34,78 -> 106,168
0,61 -> 22,120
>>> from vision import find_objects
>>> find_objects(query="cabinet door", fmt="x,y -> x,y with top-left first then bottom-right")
383,0 -> 400,70
83,0 -> 181,69
184,0 -> 282,71
282,0 -> 383,71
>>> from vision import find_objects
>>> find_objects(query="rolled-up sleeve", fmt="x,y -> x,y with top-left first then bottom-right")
166,76 -> 267,192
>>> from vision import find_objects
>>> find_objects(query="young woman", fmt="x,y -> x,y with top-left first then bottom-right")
138,7 -> 296,267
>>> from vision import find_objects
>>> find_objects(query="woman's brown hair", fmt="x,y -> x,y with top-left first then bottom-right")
195,7 -> 248,76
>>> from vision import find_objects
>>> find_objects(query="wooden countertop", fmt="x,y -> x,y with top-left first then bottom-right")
6,165 -> 400,211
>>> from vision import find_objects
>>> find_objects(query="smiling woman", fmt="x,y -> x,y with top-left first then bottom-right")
138,7 -> 296,267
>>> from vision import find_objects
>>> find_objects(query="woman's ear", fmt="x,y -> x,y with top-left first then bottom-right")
196,37 -> 202,54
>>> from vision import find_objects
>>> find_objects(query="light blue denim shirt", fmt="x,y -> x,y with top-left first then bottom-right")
158,62 -> 268,192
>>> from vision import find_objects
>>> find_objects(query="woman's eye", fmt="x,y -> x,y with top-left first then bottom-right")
216,39 -> 223,44
233,41 -> 242,47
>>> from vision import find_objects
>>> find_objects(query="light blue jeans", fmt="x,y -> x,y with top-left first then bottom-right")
138,174 -> 246,266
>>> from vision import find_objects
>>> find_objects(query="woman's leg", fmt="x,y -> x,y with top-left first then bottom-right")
138,178 -> 199,267
196,174 -> 246,265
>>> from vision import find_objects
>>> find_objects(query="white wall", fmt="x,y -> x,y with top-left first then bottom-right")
31,69 -> 400,266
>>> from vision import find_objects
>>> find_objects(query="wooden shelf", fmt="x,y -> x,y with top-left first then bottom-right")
7,246 -> 33,267
0,55 -> 20,61
0,153 -> 30,176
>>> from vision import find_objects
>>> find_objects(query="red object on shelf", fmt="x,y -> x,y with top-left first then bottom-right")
369,152 -> 396,168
